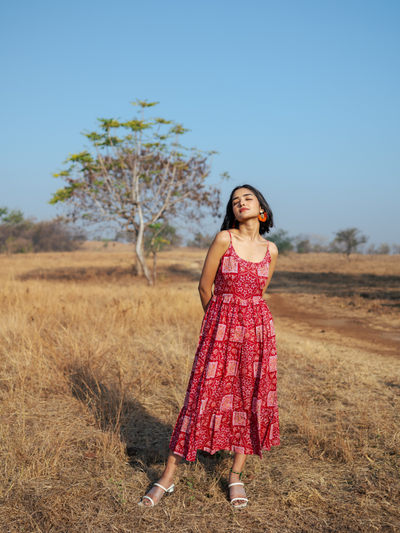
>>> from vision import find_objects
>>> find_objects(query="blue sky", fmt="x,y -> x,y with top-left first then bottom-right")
1,0 -> 399,246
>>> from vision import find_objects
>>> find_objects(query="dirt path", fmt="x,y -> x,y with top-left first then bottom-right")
268,292 -> 400,357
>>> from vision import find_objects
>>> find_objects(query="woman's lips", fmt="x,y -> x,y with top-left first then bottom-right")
240,208 -> 248,212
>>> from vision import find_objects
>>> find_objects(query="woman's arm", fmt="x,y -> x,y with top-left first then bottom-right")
262,241 -> 278,294
198,231 -> 231,312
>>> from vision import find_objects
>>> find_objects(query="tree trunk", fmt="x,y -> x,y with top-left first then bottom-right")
135,252 -> 143,276
136,221 -> 153,285
152,251 -> 157,285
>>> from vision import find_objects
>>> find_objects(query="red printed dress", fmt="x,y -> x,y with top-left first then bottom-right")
169,231 -> 280,461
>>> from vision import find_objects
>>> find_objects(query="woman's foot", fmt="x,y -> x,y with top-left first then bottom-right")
139,474 -> 175,507
228,471 -> 248,508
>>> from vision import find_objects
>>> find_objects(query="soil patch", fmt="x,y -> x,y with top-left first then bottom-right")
268,292 -> 400,357
269,271 -> 400,300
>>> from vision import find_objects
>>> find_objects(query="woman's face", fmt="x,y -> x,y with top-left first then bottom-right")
232,188 -> 261,222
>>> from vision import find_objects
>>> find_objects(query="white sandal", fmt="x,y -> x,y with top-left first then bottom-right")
228,482 -> 248,508
138,482 -> 175,507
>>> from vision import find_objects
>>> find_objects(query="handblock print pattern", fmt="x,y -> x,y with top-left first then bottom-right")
170,232 -> 280,461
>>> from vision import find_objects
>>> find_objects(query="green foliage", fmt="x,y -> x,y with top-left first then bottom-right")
144,223 -> 182,253
97,118 -> 121,130
53,169 -> 72,178
268,229 -> 294,253
187,232 -> 214,249
154,117 -> 173,125
120,119 -> 151,132
170,124 -> 189,135
68,151 -> 94,164
0,207 -> 24,225
133,100 -> 159,108
83,132 -> 103,143
49,184 -> 86,204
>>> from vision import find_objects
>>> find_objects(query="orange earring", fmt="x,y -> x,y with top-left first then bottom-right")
258,211 -> 267,222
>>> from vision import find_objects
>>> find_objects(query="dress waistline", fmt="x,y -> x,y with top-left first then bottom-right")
212,293 -> 265,306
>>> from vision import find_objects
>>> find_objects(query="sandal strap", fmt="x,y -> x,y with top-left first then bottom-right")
228,482 -> 244,488
230,497 -> 249,503
153,483 -> 168,492
141,495 -> 155,506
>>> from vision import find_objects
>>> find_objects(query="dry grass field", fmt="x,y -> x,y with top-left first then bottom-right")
0,245 -> 399,532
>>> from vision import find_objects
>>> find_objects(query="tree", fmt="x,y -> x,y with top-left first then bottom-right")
392,244 -> 400,255
367,243 -> 390,255
144,222 -> 182,284
187,231 -> 214,249
293,234 -> 329,253
0,208 -> 85,253
0,207 -> 36,253
50,100 -> 225,285
331,228 -> 368,260
295,239 -> 312,254
144,223 -> 181,252
376,243 -> 390,255
268,229 -> 294,253
0,207 -> 24,225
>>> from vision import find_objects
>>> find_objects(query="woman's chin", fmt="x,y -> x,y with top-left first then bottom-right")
237,215 -> 257,224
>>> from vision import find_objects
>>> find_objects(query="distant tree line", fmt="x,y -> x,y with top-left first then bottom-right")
187,227 -> 400,259
267,227 -> 399,258
0,208 -> 85,253
3,206 -> 399,262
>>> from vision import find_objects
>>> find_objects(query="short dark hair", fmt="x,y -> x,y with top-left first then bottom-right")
220,184 -> 274,235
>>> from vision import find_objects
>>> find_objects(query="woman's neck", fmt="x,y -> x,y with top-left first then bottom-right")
234,219 -> 261,241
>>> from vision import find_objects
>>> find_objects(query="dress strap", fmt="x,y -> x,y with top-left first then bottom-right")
227,230 -> 232,244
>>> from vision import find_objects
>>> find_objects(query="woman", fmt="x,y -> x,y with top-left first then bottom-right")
139,185 -> 280,508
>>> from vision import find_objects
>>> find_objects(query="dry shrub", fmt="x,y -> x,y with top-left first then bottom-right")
0,251 -> 399,532
0,219 -> 85,253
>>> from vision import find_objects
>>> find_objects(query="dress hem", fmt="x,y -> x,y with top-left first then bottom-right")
169,441 -> 281,462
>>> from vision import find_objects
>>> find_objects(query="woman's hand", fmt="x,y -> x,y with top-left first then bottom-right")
198,231 -> 231,312
263,241 -> 278,293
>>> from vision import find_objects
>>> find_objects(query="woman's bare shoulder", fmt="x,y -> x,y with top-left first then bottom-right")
268,240 -> 278,257
213,230 -> 231,247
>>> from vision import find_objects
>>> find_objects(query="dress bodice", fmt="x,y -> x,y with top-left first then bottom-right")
213,232 -> 270,301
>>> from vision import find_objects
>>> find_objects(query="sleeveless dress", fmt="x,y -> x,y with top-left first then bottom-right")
169,231 -> 280,461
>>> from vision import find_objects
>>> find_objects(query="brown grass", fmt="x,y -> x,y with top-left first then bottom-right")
0,249 -> 399,532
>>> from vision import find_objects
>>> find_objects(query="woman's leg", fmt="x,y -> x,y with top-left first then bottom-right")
229,453 -> 248,506
141,451 -> 182,506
